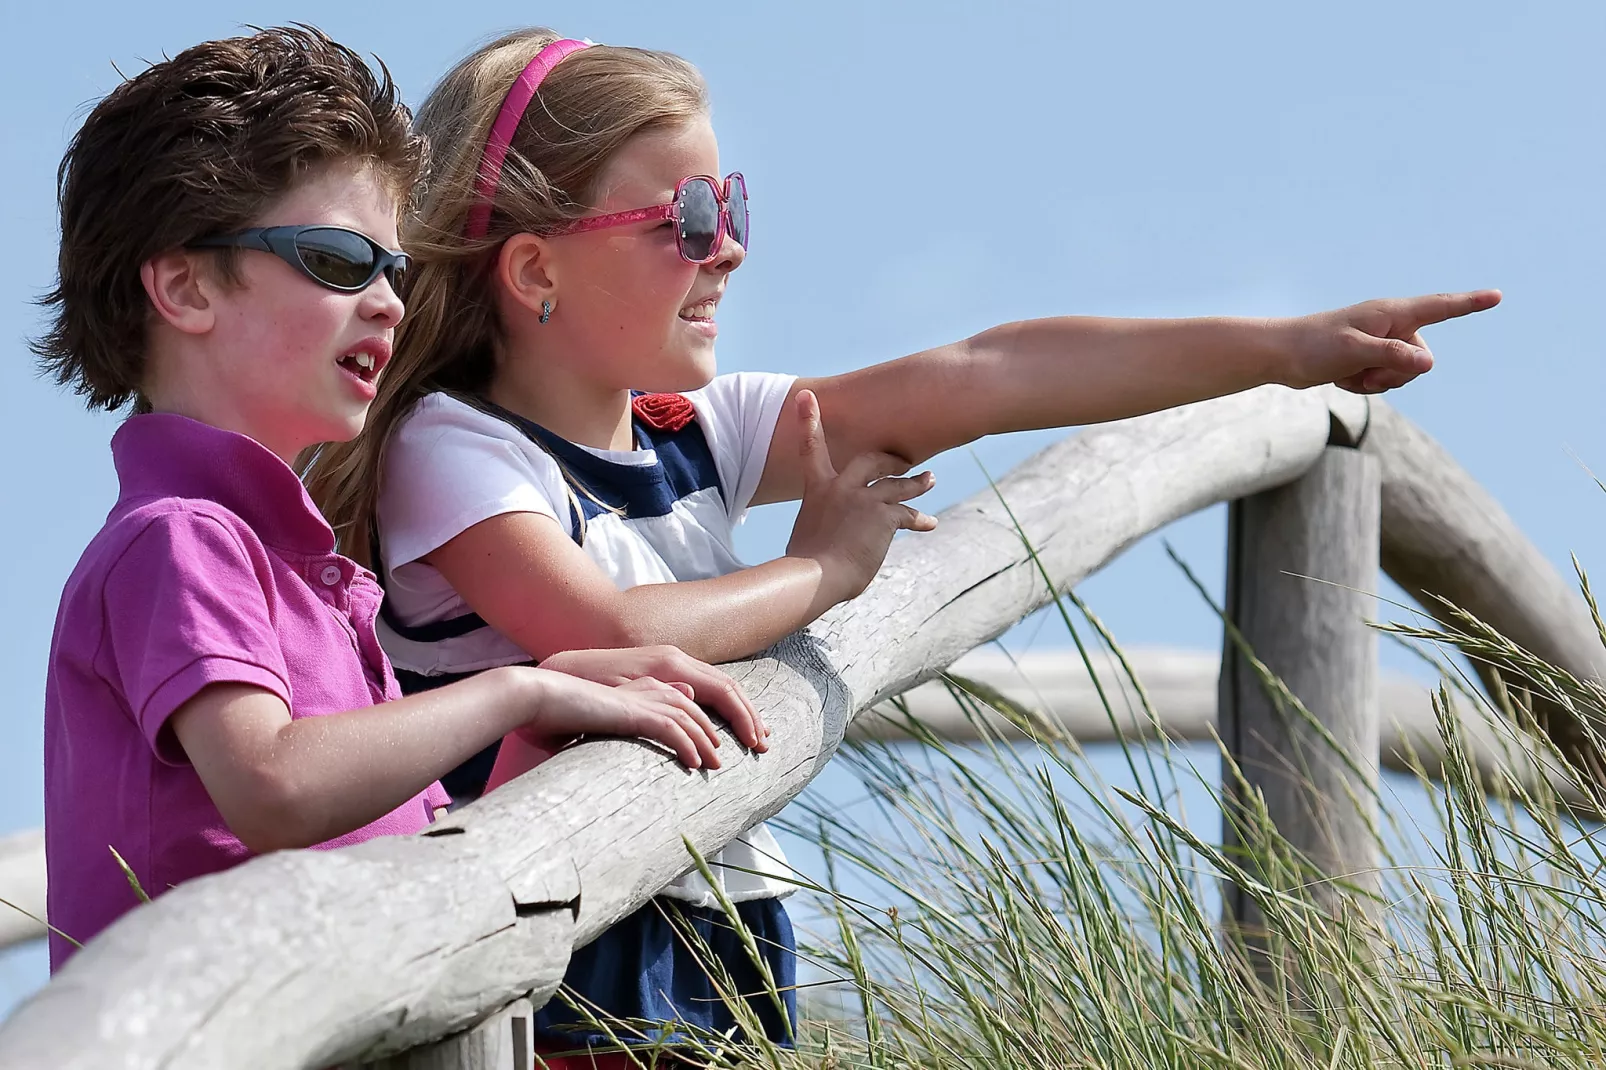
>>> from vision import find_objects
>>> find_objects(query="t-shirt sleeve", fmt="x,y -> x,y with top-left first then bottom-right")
378,397 -> 573,571
685,371 -> 797,523
101,511 -> 291,763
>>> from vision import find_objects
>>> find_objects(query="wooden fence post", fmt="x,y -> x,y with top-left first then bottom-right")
1219,444 -> 1381,986
359,998 -> 534,1070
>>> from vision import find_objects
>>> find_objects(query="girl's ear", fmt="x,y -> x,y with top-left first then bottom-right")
497,233 -> 558,318
140,250 -> 217,336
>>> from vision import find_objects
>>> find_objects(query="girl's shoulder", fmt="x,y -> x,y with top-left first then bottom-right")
394,390 -> 524,444
383,391 -> 569,505
683,371 -> 795,416
377,392 -> 577,567
677,372 -> 797,523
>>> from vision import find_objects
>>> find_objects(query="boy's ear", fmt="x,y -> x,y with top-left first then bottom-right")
140,250 -> 217,336
496,233 -> 558,317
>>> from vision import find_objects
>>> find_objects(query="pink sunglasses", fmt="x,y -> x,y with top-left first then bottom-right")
465,38 -> 750,263
550,173 -> 749,264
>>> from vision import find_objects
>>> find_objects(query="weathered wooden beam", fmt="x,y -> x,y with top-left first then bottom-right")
361,998 -> 534,1070
1363,398 -> 1606,774
0,383 -> 1342,1069
853,649 -> 1579,803
0,641 -> 1577,961
0,829 -> 46,950
1220,447 -> 1381,981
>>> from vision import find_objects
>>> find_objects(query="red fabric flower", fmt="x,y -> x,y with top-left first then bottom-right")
632,392 -> 697,432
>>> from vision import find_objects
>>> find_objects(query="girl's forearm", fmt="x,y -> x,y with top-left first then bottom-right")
958,316 -> 1287,437
823,316 -> 1287,468
588,557 -> 834,665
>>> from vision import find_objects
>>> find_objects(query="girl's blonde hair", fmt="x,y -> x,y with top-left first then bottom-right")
304,28 -> 708,565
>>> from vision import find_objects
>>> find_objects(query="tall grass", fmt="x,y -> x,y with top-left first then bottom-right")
532,509 -> 1606,1070
547,569 -> 1606,1070
763,567 -> 1606,1070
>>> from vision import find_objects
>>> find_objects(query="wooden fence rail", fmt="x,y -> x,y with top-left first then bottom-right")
0,830 -> 45,953
0,385 -> 1597,1069
0,645 -> 1577,957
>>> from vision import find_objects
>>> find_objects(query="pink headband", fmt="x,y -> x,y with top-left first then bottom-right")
464,37 -> 594,240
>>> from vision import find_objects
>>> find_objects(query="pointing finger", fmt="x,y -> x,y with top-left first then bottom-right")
1396,289 -> 1501,330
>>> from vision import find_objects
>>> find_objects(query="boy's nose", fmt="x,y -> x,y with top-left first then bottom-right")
361,274 -> 405,326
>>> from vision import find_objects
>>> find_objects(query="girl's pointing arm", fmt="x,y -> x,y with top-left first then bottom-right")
752,290 -> 1501,505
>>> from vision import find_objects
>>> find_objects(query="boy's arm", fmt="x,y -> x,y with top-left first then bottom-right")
169,664 -> 740,854
102,511 -> 755,854
751,290 -> 1501,504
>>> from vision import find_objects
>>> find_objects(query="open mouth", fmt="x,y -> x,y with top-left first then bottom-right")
679,300 -> 718,322
336,342 -> 389,385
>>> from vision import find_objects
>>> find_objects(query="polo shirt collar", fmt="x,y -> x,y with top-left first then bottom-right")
111,413 -> 334,555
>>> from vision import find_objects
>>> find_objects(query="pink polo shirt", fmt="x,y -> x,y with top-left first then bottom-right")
43,414 -> 449,969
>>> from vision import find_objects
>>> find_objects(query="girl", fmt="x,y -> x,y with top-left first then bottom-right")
304,28 -> 1498,1061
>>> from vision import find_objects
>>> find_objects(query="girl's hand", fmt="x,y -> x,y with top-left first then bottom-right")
785,389 -> 938,605
1279,289 -> 1502,394
539,645 -> 768,751
519,670 -> 732,770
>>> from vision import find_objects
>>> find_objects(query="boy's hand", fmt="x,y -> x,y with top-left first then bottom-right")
519,671 -> 733,770
539,645 -> 767,750
1279,289 -> 1501,394
785,389 -> 937,605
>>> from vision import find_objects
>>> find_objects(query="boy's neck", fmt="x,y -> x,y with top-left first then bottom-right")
142,349 -> 304,465
487,357 -> 637,453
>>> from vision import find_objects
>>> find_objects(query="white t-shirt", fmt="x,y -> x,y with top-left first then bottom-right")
377,372 -> 798,906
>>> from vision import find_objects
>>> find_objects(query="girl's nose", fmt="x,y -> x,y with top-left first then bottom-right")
705,228 -> 745,275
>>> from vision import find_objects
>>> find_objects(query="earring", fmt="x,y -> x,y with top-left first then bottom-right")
540,299 -> 553,324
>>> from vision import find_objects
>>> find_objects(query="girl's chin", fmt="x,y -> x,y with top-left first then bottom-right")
646,347 -> 718,392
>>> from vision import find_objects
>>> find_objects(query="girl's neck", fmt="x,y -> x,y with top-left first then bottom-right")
486,351 -> 637,452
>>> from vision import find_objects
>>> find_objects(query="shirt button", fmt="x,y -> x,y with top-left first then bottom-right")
319,565 -> 343,586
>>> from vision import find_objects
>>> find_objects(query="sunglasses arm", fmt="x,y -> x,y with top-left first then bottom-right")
547,204 -> 677,237
187,231 -> 277,254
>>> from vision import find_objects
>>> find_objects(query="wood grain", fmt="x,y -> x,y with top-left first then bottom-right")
1220,447 -> 1381,984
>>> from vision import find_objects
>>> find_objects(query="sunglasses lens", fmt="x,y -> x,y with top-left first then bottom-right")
295,227 -> 379,289
387,253 -> 411,296
727,176 -> 748,249
676,178 -> 721,262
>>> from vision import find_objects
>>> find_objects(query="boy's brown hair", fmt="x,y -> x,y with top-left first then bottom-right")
32,24 -> 425,411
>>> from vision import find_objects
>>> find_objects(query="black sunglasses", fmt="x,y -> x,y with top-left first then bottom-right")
188,225 -> 410,294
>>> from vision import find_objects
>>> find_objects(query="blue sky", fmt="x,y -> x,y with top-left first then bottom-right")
3,0 -> 1604,1015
